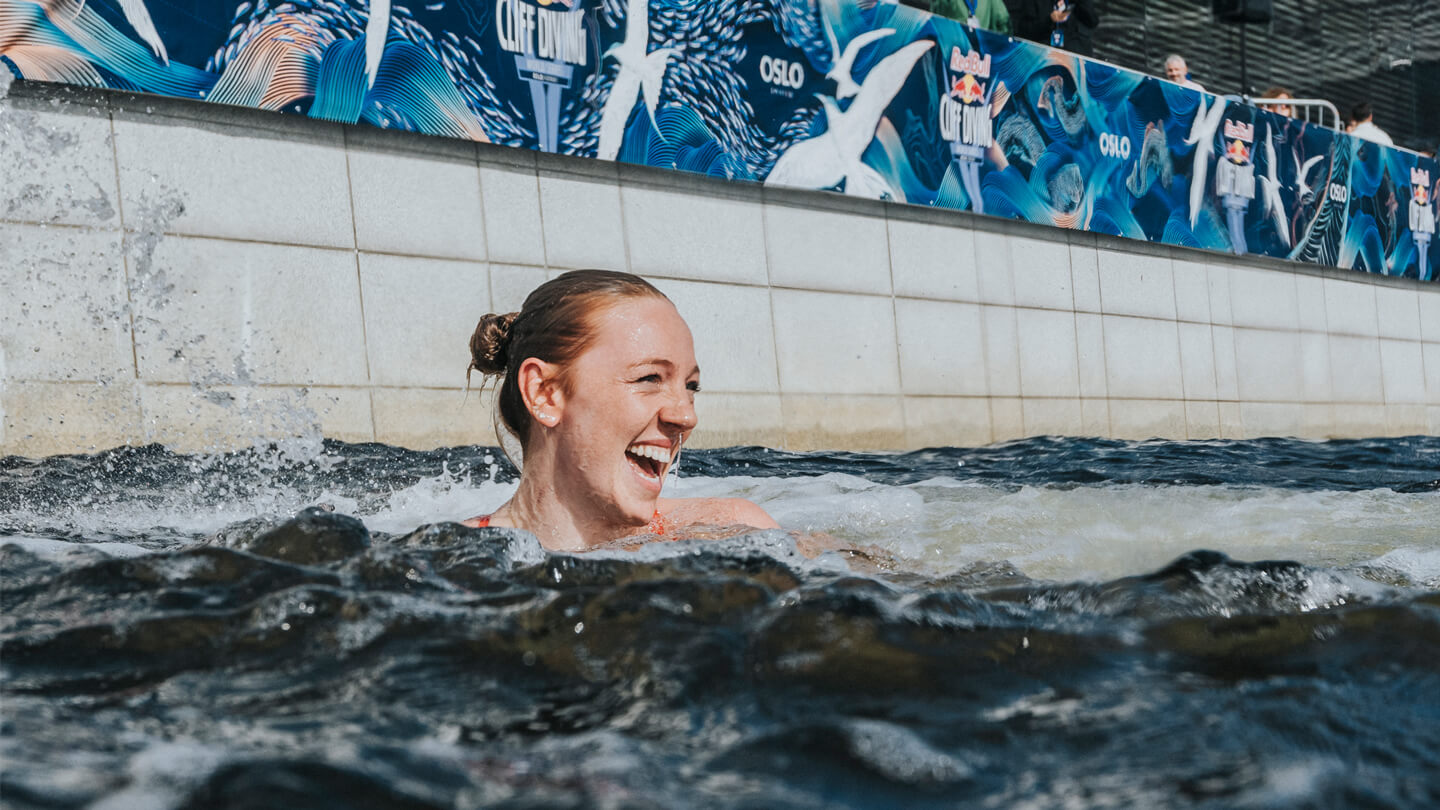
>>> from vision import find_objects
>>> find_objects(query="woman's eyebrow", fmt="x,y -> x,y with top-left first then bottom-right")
629,360 -> 702,377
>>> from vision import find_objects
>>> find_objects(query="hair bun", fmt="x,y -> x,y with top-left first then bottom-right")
469,312 -> 519,376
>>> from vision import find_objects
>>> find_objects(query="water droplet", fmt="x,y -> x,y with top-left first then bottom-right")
522,651 -> 536,666
573,622 -> 584,634
281,622 -> 291,631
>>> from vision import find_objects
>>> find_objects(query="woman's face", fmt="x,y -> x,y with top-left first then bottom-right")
547,295 -> 699,526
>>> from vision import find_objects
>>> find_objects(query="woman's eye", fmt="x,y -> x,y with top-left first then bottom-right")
686,381 -> 701,393
635,374 -> 661,384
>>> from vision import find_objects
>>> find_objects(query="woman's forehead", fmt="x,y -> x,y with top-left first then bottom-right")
586,297 -> 695,360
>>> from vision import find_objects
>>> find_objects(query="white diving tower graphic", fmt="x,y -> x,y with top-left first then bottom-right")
364,0 -> 390,89
823,19 -> 894,100
766,39 -> 933,200
596,0 -> 678,161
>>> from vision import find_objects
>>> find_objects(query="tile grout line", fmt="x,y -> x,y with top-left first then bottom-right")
758,197 -> 788,449
341,127 -> 378,442
882,207 -> 908,446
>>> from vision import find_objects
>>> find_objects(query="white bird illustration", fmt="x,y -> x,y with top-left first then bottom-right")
766,39 -> 933,199
1293,153 -> 1324,201
595,0 -> 678,161
823,19 -> 894,100
365,0 -> 390,89
97,0 -> 167,64
1258,127 -> 1290,248
1183,94 -> 1227,227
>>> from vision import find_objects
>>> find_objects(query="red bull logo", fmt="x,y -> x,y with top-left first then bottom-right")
948,47 -> 991,79
950,74 -> 985,104
1225,138 -> 1250,164
1223,120 -> 1254,142
1418,184 -> 1430,206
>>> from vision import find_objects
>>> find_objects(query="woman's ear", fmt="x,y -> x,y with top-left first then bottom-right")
517,357 -> 564,427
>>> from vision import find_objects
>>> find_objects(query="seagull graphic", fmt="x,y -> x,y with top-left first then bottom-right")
1183,93 -> 1227,227
595,0 -> 678,161
823,18 -> 894,100
1258,127 -> 1290,247
74,0 -> 167,64
766,39 -> 934,199
1293,153 -> 1324,202
364,0 -> 390,89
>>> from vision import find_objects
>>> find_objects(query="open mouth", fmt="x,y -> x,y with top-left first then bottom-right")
625,443 -> 674,482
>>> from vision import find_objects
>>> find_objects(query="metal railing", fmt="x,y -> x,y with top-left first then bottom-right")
1249,97 -> 1343,130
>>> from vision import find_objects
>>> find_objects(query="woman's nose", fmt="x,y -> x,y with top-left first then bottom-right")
661,389 -> 698,432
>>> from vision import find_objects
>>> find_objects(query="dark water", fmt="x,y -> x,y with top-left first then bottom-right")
3,437 -> 1440,809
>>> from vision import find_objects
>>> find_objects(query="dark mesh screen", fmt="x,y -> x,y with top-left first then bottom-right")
1089,0 -> 1439,151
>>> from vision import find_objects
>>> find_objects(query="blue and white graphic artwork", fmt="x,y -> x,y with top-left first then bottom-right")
3,0 -> 1436,279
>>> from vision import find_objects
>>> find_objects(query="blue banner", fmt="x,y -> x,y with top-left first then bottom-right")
3,0 -> 1435,279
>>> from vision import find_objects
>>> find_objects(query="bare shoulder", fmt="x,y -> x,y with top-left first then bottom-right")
658,497 -> 780,531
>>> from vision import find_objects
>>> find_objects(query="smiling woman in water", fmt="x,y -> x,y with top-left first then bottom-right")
462,269 -> 779,551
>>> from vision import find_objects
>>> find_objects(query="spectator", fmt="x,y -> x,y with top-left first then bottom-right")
1259,86 -> 1295,118
931,0 -> 1011,33
1348,102 -> 1393,145
1164,54 -> 1205,91
1010,0 -> 1099,57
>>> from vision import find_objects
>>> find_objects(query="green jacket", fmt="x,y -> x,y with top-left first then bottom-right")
929,0 -> 1012,34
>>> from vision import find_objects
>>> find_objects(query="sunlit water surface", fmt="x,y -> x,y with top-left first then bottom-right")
3,437 -> 1439,809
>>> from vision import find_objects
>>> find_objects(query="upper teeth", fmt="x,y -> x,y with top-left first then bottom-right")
628,444 -> 671,463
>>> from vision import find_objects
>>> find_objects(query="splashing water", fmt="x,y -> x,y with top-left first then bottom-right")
3,436 -> 1440,808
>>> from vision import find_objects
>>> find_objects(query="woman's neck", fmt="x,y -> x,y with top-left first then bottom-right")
500,475 -> 650,552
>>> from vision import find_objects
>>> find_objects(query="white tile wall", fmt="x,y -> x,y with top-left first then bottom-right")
0,223 -> 131,382
1070,242 -> 1101,312
140,383 -> 374,450
1101,315 -> 1183,399
1324,277 -> 1379,337
1098,249 -> 1175,320
0,102 -> 121,228
771,290 -> 899,394
1425,343 -> 1440,401
764,204 -> 890,294
1206,263 -> 1234,325
537,175 -> 627,270
1229,266 -> 1298,330
1378,339 -> 1426,404
1176,323 -> 1217,400
1298,332 -> 1332,401
1239,402 -> 1304,438
1211,325 -> 1239,400
1419,292 -> 1440,343
1328,335 -> 1384,403
888,219 -> 979,302
894,299 -> 987,396
653,279 -> 779,393
982,305 -> 1021,397
113,116 -> 354,248
358,253 -> 489,388
1172,260 -> 1211,323
1,380 -> 142,455
130,236 -> 368,386
1108,398 -> 1187,439
903,396 -> 992,447
1184,400 -> 1221,438
974,231 -> 1015,305
1022,398 -> 1084,436
347,147 -> 486,260
1374,286 -> 1422,341
480,166 -> 546,266
1233,328 -> 1303,402
488,264 -> 549,313
1016,309 -> 1079,397
1010,237 -> 1072,310
1294,273 -> 1329,332
1074,313 -> 1108,398
625,188 -> 767,284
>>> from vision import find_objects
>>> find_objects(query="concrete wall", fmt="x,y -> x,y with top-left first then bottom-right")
3,82 -> 1438,457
